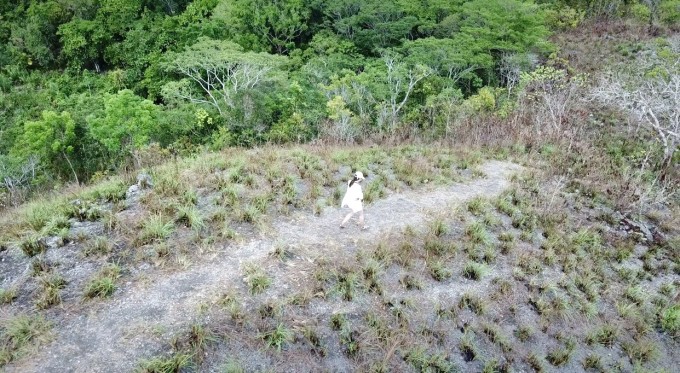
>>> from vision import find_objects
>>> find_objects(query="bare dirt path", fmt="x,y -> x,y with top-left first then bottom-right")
6,160 -> 523,373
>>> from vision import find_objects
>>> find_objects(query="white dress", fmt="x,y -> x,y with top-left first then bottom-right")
341,180 -> 364,213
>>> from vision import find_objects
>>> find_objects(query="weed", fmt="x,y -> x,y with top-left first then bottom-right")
330,313 -> 348,331
336,270 -> 360,301
424,237 -> 452,256
139,215 -> 174,245
546,344 -> 574,367
465,221 -> 492,246
30,256 -> 52,276
515,325 -> 534,342
404,346 -> 454,372
395,241 -> 415,268
0,314 -> 52,366
184,324 -> 216,358
516,254 -> 542,275
302,327 -> 326,357
260,323 -> 292,352
258,302 -> 282,319
526,352 -> 546,373
243,266 -> 271,295
625,286 -> 646,305
430,218 -> 448,237
459,333 -> 478,362
365,312 -> 391,341
459,293 -> 485,315
43,215 -> 71,235
221,359 -> 245,373
400,274 -> 423,290
493,278 -> 513,296
84,236 -> 113,256
660,304 -> 679,337
36,273 -> 67,309
587,325 -> 618,347
462,261 -> 488,281
482,359 -> 510,373
339,328 -> 359,357
237,204 -> 261,224
84,264 -> 121,298
582,354 -> 603,371
175,205 -> 205,231
23,204 -> 52,232
137,353 -> 193,373
495,196 -> 516,216
482,212 -> 501,228
19,233 -> 47,257
428,260 -> 452,282
622,338 -> 658,364
482,323 -> 512,353
0,288 -> 18,305
467,197 -> 489,215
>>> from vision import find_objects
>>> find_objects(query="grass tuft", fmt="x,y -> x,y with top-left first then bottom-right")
0,314 -> 53,366
84,264 -> 121,298
462,261 -> 488,281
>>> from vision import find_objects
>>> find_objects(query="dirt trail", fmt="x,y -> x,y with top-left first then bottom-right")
7,160 -> 522,373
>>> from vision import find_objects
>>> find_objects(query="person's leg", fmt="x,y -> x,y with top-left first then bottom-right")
358,210 -> 366,229
340,211 -> 354,228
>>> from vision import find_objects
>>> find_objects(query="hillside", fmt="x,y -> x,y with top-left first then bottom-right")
1,0 -> 679,372
1,143 -> 678,372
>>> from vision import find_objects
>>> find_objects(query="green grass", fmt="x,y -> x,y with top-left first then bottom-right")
660,304 -> 679,337
138,214 -> 174,245
261,323 -> 292,351
0,288 -> 18,305
404,346 -> 454,372
586,324 -> 618,347
175,205 -> 205,231
428,260 -> 452,281
84,236 -> 113,256
0,314 -> 53,366
36,273 -> 67,309
137,353 -> 193,373
465,221 -> 492,246
84,264 -> 121,298
467,197 -> 489,215
622,338 -> 658,364
546,345 -> 574,367
244,266 -> 271,295
459,293 -> 485,315
18,233 -> 47,257
462,261 -> 488,281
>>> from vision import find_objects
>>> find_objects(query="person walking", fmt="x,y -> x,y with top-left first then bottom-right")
340,171 -> 367,230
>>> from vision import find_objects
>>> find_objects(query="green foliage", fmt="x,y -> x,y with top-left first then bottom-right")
13,110 -> 78,181
88,89 -> 160,159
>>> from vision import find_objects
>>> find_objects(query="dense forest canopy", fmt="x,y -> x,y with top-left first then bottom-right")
0,0 -> 678,198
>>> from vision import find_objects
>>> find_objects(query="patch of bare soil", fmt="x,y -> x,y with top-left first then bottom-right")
3,161 -> 522,372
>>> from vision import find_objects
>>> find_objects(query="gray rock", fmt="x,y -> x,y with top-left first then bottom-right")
126,184 -> 140,200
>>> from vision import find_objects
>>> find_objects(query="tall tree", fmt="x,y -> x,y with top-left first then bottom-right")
88,89 -> 160,167
162,37 -> 286,116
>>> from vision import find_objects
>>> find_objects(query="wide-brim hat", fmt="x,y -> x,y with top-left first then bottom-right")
354,171 -> 365,180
